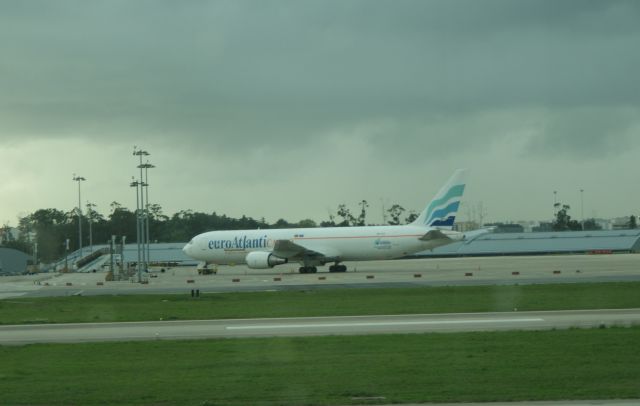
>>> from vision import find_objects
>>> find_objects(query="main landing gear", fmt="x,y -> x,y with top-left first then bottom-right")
297,262 -> 347,274
329,264 -> 347,273
298,266 -> 317,274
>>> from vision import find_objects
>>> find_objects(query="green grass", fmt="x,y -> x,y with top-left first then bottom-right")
2,282 -> 640,325
1,327 -> 639,405
2,283 -> 639,405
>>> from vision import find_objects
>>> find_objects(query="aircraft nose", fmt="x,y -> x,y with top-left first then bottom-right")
183,240 -> 192,256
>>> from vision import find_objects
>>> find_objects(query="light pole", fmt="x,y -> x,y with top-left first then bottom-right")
120,235 -> 126,277
553,190 -> 558,218
139,161 -> 155,269
64,238 -> 69,272
86,201 -> 96,252
109,236 -> 114,276
580,188 -> 584,230
72,174 -> 86,259
130,178 -> 142,282
133,148 -> 149,274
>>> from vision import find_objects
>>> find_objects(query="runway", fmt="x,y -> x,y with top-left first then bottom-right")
1,308 -> 639,345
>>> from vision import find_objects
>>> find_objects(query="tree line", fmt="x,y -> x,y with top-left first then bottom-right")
552,202 -> 637,231
2,200 -> 636,263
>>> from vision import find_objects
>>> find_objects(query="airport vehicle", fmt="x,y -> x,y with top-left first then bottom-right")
183,169 -> 477,273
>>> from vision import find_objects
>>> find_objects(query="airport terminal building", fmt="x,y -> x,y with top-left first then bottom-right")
417,229 -> 640,257
0,248 -> 32,275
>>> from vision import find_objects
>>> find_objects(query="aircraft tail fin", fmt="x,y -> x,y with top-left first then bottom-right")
411,169 -> 468,229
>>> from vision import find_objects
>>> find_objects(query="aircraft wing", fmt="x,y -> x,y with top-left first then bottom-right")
272,239 -> 339,262
460,227 -> 495,244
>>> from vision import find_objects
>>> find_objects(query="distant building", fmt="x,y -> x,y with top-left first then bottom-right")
485,223 -> 524,233
612,216 -> 637,230
589,218 -> 613,230
453,221 -> 480,232
0,227 -> 20,245
513,221 -> 538,233
0,248 -> 32,275
532,222 -> 554,232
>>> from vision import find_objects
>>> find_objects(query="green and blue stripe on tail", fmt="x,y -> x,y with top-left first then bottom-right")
412,169 -> 468,229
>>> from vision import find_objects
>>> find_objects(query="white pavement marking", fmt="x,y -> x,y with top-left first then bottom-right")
0,292 -> 27,300
226,318 -> 544,330
1,309 -> 639,344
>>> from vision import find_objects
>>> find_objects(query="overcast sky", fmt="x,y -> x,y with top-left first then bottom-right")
1,0 -> 639,227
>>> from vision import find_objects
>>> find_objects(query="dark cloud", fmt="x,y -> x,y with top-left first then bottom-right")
525,107 -> 640,158
0,0 -> 638,160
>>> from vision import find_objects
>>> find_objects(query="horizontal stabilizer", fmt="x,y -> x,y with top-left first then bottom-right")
419,229 -> 450,241
460,227 -> 495,244
419,229 -> 465,242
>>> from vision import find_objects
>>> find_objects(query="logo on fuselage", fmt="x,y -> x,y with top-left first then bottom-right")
208,235 -> 271,250
374,238 -> 392,250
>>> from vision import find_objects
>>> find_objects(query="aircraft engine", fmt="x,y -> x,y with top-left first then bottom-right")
245,251 -> 288,269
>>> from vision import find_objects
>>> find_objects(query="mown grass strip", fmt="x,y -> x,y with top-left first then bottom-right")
1,327 -> 639,405
2,282 -> 640,325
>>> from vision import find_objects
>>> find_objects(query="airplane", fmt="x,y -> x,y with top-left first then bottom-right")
183,169 -> 482,273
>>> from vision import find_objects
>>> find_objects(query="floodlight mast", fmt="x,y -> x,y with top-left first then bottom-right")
138,161 -> 155,271
133,147 -> 150,280
580,188 -> 584,230
130,177 -> 142,283
72,174 -> 86,262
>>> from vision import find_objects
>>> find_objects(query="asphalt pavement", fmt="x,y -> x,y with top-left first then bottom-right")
1,308 -> 639,345
2,254 -> 640,299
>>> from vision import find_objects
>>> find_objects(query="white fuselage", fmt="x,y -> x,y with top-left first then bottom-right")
183,224 -> 458,266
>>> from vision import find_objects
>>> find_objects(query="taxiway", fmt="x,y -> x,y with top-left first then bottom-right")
1,254 -> 639,299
